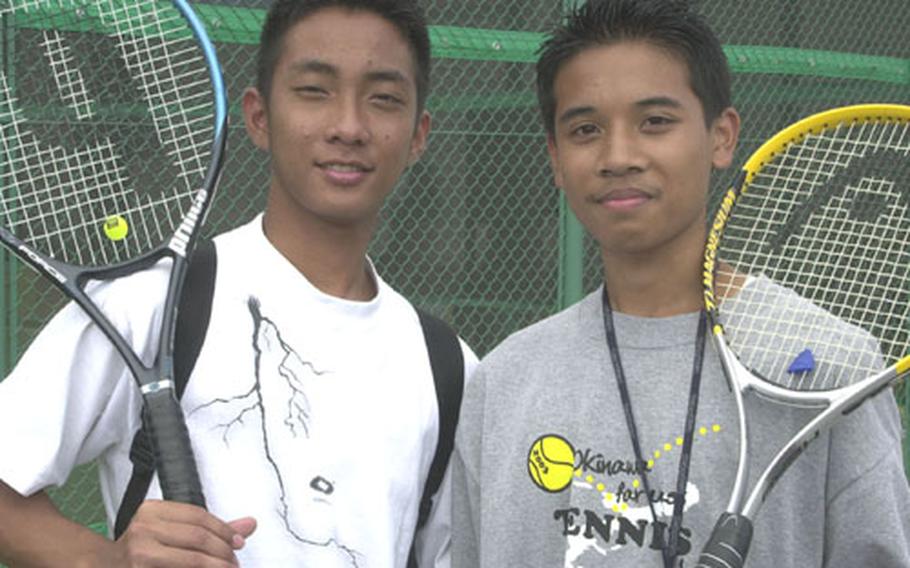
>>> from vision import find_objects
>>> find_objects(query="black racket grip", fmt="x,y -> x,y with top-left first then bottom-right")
143,388 -> 207,508
695,513 -> 753,568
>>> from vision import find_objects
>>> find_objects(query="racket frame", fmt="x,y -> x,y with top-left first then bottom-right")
697,103 -> 910,567
0,0 -> 229,506
712,333 -> 908,518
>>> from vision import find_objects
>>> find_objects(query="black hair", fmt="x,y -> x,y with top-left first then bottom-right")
256,0 -> 431,113
536,0 -> 731,137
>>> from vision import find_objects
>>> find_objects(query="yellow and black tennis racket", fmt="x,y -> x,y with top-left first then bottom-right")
696,104 -> 910,568
0,0 -> 227,507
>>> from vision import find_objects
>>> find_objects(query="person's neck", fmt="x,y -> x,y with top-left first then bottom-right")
262,208 -> 377,302
601,232 -> 705,318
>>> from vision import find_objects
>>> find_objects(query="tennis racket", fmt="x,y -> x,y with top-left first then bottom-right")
0,0 -> 227,506
696,104 -> 910,568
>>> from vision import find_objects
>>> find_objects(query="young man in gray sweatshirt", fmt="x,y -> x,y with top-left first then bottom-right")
451,0 -> 910,566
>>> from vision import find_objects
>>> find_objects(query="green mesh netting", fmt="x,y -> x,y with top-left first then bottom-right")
0,0 -> 906,537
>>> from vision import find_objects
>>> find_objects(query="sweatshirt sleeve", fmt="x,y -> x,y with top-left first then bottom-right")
823,388 -> 910,568
451,360 -> 486,568
451,443 -> 482,568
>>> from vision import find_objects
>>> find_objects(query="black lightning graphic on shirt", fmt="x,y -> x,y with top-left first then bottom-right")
191,296 -> 362,566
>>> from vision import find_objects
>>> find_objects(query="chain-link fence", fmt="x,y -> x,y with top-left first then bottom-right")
0,0 -> 907,539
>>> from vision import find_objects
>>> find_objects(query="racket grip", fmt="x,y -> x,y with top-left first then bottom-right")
694,513 -> 753,568
143,388 -> 207,508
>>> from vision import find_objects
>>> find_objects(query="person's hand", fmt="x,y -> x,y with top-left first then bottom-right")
111,500 -> 256,567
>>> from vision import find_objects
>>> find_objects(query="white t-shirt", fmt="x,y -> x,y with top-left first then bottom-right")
0,215 -> 477,567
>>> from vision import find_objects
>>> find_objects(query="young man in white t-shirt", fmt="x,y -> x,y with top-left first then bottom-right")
0,1 -> 476,566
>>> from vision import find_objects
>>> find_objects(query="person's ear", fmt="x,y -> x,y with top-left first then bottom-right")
710,107 -> 741,169
407,110 -> 432,166
546,134 -> 565,189
242,87 -> 270,151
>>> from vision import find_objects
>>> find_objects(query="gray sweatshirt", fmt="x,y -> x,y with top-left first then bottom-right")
452,287 -> 910,567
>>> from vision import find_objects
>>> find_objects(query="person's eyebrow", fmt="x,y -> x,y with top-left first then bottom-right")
635,96 -> 684,109
364,69 -> 410,86
557,105 -> 596,125
288,59 -> 410,87
289,58 -> 337,77
556,96 -> 685,126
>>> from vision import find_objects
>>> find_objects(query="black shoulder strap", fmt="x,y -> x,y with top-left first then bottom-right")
172,240 -> 217,398
114,239 -> 217,538
408,308 -> 465,567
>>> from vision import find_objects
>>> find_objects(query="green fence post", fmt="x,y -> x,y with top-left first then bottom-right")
557,195 -> 585,310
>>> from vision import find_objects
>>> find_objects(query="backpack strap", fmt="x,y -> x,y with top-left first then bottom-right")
407,308 -> 465,567
114,239 -> 217,538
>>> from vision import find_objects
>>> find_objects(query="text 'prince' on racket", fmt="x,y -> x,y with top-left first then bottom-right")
696,104 -> 910,568
0,0 -> 228,506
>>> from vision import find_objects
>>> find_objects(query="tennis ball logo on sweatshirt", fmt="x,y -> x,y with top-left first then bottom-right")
528,434 -> 576,493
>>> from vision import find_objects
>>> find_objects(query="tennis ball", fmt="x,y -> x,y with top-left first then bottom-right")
103,215 -> 129,241
527,434 -> 576,493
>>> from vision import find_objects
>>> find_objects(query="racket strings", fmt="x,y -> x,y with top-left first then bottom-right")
42,29 -> 96,120
102,0 -> 211,241
0,0 -> 215,267
110,4 -> 212,176
0,117 -> 171,265
717,117 -> 910,391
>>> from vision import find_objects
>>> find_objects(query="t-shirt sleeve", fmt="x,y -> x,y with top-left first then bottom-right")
0,276 -> 162,497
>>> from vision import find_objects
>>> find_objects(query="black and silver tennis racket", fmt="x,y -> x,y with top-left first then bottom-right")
0,0 -> 227,507
696,104 -> 910,567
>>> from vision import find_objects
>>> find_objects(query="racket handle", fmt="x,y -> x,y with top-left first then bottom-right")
143,388 -> 207,508
694,513 -> 753,568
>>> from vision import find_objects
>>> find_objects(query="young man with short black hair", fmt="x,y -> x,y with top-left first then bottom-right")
0,1 -> 475,566
451,1 -> 910,566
